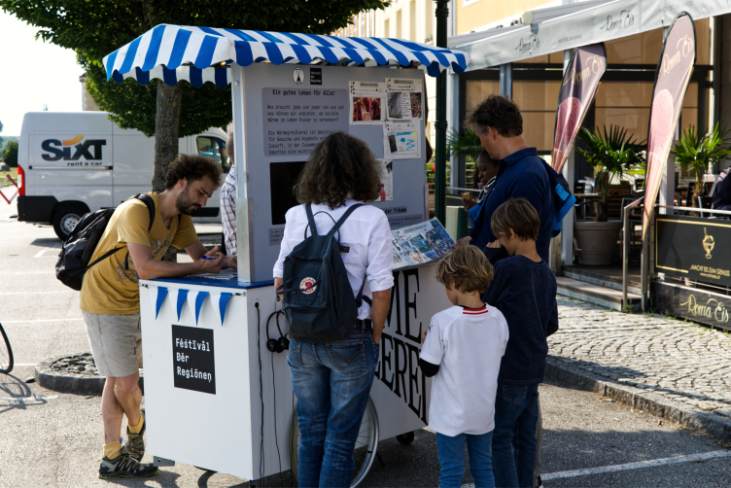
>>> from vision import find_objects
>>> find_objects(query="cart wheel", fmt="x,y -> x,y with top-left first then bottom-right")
0,323 -> 14,374
396,432 -> 415,445
290,396 -> 379,488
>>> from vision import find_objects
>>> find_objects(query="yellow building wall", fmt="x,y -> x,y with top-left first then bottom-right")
457,0 -> 554,35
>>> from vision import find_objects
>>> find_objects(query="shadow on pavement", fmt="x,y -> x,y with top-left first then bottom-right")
30,237 -> 62,247
552,356 -> 731,407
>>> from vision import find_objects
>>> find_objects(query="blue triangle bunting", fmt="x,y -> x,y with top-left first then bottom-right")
219,292 -> 233,326
195,291 -> 210,325
155,286 -> 168,319
176,289 -> 189,321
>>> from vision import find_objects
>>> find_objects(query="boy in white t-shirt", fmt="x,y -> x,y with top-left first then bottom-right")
420,246 -> 510,488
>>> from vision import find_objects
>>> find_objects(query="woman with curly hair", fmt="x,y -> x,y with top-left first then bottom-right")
273,132 -> 394,488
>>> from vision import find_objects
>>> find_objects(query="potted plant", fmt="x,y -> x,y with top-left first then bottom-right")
671,123 -> 731,208
573,126 -> 644,266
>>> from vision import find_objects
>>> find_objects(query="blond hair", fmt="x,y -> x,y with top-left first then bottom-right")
490,198 -> 540,241
436,246 -> 493,293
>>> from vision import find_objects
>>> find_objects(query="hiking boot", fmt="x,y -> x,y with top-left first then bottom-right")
98,453 -> 158,479
123,408 -> 146,462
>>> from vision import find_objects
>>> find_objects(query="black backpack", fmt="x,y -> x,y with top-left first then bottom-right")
278,203 -> 369,343
55,194 -> 155,291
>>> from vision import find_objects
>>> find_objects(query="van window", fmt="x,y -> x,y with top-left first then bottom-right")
197,137 -> 230,173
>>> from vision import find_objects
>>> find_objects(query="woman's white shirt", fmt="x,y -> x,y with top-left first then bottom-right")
273,199 -> 394,320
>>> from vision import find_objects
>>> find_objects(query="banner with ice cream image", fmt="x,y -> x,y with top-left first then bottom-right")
552,44 -> 606,173
643,13 -> 696,241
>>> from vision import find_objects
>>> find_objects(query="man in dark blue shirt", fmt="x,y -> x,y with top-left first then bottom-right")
457,95 -> 553,263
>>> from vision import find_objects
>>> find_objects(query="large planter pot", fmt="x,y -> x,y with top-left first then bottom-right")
574,220 -> 623,266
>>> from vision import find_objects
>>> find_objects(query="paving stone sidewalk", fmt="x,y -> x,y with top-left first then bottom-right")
549,296 -> 731,439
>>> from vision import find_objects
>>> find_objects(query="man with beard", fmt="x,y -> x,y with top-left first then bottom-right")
80,154 -> 235,479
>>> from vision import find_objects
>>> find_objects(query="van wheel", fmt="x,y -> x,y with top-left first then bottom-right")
53,206 -> 86,241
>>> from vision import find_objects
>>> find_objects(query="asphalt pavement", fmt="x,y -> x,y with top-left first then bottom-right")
0,201 -> 729,487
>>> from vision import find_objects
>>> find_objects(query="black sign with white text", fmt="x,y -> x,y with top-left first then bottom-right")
172,325 -> 216,395
310,68 -> 322,85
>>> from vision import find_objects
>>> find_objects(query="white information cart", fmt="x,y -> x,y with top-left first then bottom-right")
140,262 -> 450,482
103,24 -> 468,484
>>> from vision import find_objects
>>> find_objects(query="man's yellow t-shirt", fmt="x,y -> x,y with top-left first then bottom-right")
80,192 -> 198,315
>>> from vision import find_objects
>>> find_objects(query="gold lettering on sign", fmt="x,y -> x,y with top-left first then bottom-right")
661,35 -> 694,75
679,295 -> 730,323
563,56 -> 604,87
661,51 -> 681,75
678,34 -> 694,59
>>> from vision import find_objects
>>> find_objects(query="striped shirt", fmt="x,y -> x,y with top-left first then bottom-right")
220,170 -> 237,256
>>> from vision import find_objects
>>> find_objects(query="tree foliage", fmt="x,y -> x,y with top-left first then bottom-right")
2,140 -> 18,167
1,0 -> 390,137
80,55 -> 232,138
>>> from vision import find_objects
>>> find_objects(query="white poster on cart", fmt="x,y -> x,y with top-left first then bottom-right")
378,159 -> 394,202
386,78 -> 423,120
349,81 -> 386,124
384,120 -> 420,160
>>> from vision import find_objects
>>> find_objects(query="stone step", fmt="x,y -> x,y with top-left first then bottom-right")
563,270 -> 643,296
556,276 -> 642,312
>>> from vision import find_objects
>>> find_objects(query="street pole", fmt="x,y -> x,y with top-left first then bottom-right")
434,0 -> 449,224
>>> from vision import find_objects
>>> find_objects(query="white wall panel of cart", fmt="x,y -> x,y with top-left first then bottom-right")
139,261 -> 450,480
235,64 -> 427,283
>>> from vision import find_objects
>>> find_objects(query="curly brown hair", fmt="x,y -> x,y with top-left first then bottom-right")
467,95 -> 523,137
436,246 -> 494,293
164,154 -> 223,190
294,132 -> 381,208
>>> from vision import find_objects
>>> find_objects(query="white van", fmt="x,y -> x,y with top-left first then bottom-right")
16,112 -> 229,240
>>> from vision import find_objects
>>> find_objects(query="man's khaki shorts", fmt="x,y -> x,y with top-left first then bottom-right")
83,311 -> 143,378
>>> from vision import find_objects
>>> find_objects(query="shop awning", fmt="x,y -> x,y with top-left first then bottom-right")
450,0 -> 730,71
103,24 -> 469,87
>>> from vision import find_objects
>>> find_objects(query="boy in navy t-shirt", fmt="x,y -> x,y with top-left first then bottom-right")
483,198 -> 558,488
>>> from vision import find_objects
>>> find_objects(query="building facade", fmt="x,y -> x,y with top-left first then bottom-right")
333,1 -> 439,151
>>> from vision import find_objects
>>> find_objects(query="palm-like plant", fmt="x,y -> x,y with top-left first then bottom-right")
671,123 -> 731,207
576,125 -> 645,221
446,128 -> 483,160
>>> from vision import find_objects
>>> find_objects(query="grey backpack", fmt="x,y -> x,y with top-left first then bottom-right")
278,204 -> 369,343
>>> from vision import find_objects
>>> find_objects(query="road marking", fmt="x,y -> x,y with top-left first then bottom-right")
460,450 -> 731,487
1,318 -> 84,324
33,244 -> 62,258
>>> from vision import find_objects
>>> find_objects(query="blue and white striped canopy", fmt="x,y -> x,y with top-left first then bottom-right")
103,24 -> 469,88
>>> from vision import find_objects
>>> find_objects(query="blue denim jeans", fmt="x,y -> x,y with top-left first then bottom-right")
492,383 -> 540,488
288,337 -> 379,488
436,431 -> 495,488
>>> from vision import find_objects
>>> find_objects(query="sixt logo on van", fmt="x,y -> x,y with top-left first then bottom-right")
41,135 -> 106,161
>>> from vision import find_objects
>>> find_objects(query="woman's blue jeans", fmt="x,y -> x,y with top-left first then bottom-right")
491,383 -> 540,488
436,431 -> 495,488
288,337 -> 379,488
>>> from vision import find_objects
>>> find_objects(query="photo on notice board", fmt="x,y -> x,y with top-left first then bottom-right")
352,97 -> 382,122
386,78 -> 423,121
349,81 -> 386,125
384,120 -> 420,159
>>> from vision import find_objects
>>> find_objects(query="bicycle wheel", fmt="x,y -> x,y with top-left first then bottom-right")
290,396 -> 379,488
0,324 -> 14,374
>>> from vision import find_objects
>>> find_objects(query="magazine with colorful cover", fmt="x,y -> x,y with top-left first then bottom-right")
391,219 -> 455,270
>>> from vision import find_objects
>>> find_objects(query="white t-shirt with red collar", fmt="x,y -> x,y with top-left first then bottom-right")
420,303 -> 509,437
